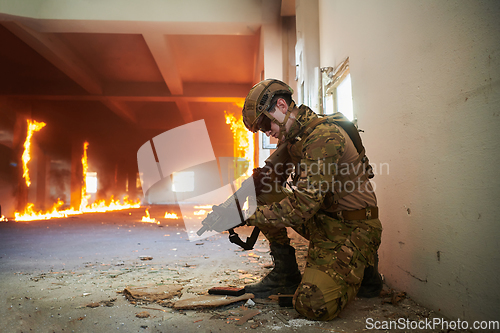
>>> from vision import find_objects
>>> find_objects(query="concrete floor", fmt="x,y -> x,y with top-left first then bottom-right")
0,205 -> 467,333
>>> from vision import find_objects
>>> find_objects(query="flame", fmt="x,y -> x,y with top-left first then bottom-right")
14,196 -> 142,222
0,215 -> 8,222
14,199 -> 82,222
164,212 -> 179,219
141,209 -> 158,224
81,196 -> 141,213
194,205 -> 212,209
80,142 -> 89,211
224,109 -> 254,178
22,120 -> 46,187
14,140 -> 141,222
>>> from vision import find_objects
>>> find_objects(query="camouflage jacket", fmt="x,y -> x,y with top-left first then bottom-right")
247,105 -> 348,229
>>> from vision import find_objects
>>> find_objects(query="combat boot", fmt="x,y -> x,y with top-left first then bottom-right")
357,252 -> 383,298
244,243 -> 302,298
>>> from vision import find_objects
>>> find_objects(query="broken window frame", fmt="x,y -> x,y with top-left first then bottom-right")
320,57 -> 352,119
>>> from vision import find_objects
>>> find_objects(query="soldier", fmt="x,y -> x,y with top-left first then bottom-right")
241,79 -> 383,321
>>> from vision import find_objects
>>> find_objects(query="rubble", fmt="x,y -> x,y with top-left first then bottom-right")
135,311 -> 151,318
172,293 -> 254,310
0,208 -> 466,332
121,285 -> 183,305
85,298 -> 116,308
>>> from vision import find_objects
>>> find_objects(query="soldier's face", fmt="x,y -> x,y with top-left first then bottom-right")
263,98 -> 294,140
267,110 -> 282,139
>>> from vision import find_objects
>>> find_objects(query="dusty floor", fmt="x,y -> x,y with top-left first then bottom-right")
0,205 -> 467,333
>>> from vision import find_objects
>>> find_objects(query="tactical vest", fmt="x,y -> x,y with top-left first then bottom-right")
287,111 -> 374,209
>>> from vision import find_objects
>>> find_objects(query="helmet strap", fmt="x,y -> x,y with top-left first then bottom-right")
277,100 -> 295,139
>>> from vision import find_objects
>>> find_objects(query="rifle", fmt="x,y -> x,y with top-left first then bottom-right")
196,143 -> 291,250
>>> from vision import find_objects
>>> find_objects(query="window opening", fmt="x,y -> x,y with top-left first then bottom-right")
320,57 -> 354,121
86,172 -> 97,194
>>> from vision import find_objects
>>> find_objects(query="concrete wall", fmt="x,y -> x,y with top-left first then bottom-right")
311,0 -> 500,326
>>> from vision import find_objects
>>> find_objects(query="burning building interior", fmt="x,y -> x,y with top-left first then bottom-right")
0,1 -> 499,332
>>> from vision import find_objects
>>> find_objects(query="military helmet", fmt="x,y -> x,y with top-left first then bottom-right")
242,79 -> 294,132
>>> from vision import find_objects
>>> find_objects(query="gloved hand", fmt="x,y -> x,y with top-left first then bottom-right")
252,165 -> 272,195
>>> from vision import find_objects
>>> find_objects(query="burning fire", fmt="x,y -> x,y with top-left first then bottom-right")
194,205 -> 212,209
22,119 -> 46,187
224,110 -> 254,177
164,212 -> 179,219
193,210 -> 206,216
140,210 -> 178,224
0,216 -> 8,222
14,140 -> 141,222
15,199 -> 82,221
14,196 -> 141,222
81,196 -> 141,213
141,209 -> 158,224
80,141 -> 89,211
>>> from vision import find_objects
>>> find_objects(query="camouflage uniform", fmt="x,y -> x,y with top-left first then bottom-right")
246,105 -> 382,321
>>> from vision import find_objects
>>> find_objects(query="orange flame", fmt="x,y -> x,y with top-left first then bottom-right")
81,196 -> 141,213
141,209 -> 158,224
14,141 -> 141,222
80,142 -> 89,211
14,199 -> 82,221
194,205 -> 212,209
224,109 -> 254,179
164,212 -> 179,219
0,215 -> 8,222
14,196 -> 142,221
22,120 -> 46,187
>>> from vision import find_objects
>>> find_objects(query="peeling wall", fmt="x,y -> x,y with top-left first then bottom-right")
313,0 -> 500,325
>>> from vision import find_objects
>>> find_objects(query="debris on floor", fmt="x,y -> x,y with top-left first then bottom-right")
234,309 -> 261,326
135,311 -> 151,318
0,210 -> 468,333
172,292 -> 255,309
121,284 -> 183,306
85,297 -> 117,308
380,288 -> 407,305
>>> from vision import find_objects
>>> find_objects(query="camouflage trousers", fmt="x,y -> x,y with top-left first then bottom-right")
257,212 -> 382,321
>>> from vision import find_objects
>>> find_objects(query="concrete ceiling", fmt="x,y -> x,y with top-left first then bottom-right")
0,11 -> 262,127
0,0 -> 296,169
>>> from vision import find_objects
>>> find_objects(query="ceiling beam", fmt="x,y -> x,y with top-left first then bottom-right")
5,94 -> 245,103
100,99 -> 137,123
143,33 -> 194,123
175,100 -> 194,123
143,33 -> 183,95
101,82 -> 251,98
3,21 -> 140,124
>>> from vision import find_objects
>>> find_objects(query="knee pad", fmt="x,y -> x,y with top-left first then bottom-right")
293,268 -> 344,321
